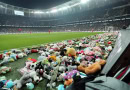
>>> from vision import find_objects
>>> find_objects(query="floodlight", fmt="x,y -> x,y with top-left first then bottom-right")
59,6 -> 69,11
50,9 -> 58,13
34,11 -> 44,14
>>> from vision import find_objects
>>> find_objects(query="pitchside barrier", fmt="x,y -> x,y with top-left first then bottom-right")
101,30 -> 130,77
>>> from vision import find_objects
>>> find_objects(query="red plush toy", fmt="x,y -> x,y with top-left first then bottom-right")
28,58 -> 37,63
0,54 -> 3,60
107,41 -> 112,44
31,49 -> 38,53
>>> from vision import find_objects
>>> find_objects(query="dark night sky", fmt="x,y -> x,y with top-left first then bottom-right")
0,0 -> 71,9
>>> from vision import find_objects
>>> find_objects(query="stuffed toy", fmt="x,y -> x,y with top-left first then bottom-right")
78,60 -> 106,75
64,79 -> 73,87
1,80 -> 14,89
93,46 -> 102,52
60,48 -> 67,56
35,62 -> 44,79
66,48 -> 76,56
18,67 -> 32,75
0,76 -> 6,81
0,54 -> 4,60
0,57 -> 14,66
41,52 -> 46,56
37,56 -> 46,61
26,83 -> 34,90
107,41 -> 112,44
85,56 -> 94,61
14,73 -> 33,89
17,53 -> 25,59
22,48 -> 30,55
105,46 -> 112,52
11,49 -> 21,53
0,66 -> 11,74
63,70 -> 79,80
29,63 -> 37,71
49,55 -> 56,61
57,84 -> 65,90
77,50 -> 84,55
10,53 -> 17,60
49,49 -> 54,54
25,62 -> 33,69
43,72 -> 51,80
84,62 -> 101,75
80,61 -> 88,67
84,50 -> 95,56
67,65 -> 77,72
31,49 -> 38,53
28,58 -> 37,63
42,59 -> 50,65
47,66 -> 59,89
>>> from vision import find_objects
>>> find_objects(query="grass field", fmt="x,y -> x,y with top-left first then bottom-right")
0,32 -> 103,51
0,32 -> 104,90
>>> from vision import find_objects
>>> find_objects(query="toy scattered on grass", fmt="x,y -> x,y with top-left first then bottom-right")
0,66 -> 11,74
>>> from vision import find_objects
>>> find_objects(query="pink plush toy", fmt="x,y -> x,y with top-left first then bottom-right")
25,62 -> 33,69
93,46 -> 102,52
85,56 -> 94,61
85,50 -> 95,56
77,50 -> 84,55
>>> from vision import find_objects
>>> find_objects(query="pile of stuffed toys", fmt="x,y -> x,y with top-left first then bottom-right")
0,32 -> 118,90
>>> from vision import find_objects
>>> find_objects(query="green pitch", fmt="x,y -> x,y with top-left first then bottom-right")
0,32 -> 103,51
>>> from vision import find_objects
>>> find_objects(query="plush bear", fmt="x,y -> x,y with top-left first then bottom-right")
78,60 -> 106,75
66,48 -> 76,56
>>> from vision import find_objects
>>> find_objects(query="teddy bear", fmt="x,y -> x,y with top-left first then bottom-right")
78,59 -> 106,75
66,48 -> 76,57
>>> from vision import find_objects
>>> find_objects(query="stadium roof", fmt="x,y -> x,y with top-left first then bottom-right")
0,0 -> 73,9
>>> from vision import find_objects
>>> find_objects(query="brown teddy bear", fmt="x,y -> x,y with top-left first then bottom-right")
66,48 -> 76,57
78,60 -> 106,75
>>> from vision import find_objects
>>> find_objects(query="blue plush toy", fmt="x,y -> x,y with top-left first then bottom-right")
26,83 -> 34,90
57,84 -> 64,90
5,80 -> 14,88
1,80 -> 14,88
10,54 -> 17,60
76,57 -> 81,62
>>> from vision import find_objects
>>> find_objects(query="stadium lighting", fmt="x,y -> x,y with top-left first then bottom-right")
59,6 -> 69,11
50,9 -> 58,13
81,0 -> 88,4
34,11 -> 44,14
